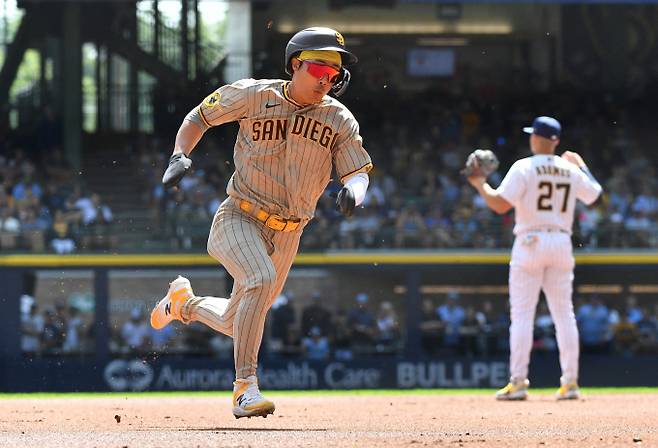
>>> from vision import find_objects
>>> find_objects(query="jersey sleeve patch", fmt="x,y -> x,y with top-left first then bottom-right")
203,91 -> 221,108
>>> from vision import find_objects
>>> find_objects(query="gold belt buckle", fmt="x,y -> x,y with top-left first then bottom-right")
265,215 -> 287,231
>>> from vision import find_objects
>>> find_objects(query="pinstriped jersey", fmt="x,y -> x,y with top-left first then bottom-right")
497,154 -> 602,235
197,78 -> 372,220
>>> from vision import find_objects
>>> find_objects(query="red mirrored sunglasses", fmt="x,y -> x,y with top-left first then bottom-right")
303,61 -> 341,84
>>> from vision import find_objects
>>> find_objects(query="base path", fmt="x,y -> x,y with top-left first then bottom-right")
1,393 -> 656,447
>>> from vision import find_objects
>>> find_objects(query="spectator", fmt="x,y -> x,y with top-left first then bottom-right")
612,313 -> 638,356
0,205 -> 20,232
577,296 -> 612,353
459,306 -> 482,357
268,293 -> 296,354
150,324 -> 177,352
120,308 -> 150,353
333,308 -> 354,361
12,163 -> 42,201
375,301 -> 400,353
347,293 -> 377,353
437,291 -> 465,352
476,300 -> 497,356
41,309 -> 64,353
0,205 -> 20,249
54,302 -> 68,334
419,298 -> 443,355
533,302 -> 557,352
301,326 -> 330,360
635,307 -> 658,353
62,306 -> 84,353
42,183 -> 69,214
49,210 -> 77,254
301,291 -> 332,340
624,295 -> 643,324
87,193 -> 113,226
21,304 -> 44,355
18,204 -> 48,251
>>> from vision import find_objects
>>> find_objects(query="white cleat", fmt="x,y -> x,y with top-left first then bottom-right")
232,375 -> 275,419
496,377 -> 530,401
150,276 -> 194,330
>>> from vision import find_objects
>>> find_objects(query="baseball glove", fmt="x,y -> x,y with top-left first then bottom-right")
461,149 -> 499,178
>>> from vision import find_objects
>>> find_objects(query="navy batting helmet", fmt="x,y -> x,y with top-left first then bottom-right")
284,27 -> 357,97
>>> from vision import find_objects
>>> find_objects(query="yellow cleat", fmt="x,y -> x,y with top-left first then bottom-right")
556,379 -> 580,400
150,276 -> 194,329
496,377 -> 529,401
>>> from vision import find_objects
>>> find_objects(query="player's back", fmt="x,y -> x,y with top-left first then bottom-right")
499,154 -> 602,235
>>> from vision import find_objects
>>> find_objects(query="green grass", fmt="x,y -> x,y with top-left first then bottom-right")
1,387 -> 657,399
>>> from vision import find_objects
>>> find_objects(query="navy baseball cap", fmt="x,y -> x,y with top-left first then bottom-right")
523,116 -> 561,141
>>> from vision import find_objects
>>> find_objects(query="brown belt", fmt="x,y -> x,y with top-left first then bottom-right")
239,200 -> 301,232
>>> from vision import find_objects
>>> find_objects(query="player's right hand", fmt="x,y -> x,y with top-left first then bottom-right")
162,153 -> 192,189
561,151 -> 586,168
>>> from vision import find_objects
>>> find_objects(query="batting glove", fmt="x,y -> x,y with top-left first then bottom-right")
335,186 -> 356,217
162,153 -> 192,189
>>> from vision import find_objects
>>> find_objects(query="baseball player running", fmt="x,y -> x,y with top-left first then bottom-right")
149,27 -> 372,418
464,116 -> 602,400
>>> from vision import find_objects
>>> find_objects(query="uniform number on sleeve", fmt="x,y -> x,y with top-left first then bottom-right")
537,181 -> 571,212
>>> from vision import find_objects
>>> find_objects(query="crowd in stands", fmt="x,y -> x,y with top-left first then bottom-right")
19,267 -> 658,358
264,291 -> 404,360
0,148 -> 116,253
419,293 -> 658,358
22,289 -> 652,360
2,90 -> 658,252
101,290 -> 404,359
138,89 -> 658,251
20,295 -> 94,356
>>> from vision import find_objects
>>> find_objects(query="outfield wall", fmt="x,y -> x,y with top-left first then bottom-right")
3,355 -> 658,392
2,252 -> 657,391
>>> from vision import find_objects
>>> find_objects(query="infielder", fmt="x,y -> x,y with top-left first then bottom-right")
464,116 -> 602,400
150,27 -> 372,418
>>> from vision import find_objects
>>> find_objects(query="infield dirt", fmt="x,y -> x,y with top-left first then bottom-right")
1,393 -> 656,447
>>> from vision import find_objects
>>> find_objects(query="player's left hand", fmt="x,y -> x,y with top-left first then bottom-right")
461,149 -> 499,179
162,153 -> 192,189
335,187 -> 355,217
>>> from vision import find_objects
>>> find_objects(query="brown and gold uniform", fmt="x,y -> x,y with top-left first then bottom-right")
181,78 -> 372,378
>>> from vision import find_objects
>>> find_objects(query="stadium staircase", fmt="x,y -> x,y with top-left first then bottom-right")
2,2 -> 230,252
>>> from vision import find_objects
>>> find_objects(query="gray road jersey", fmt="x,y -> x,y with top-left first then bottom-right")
198,78 -> 372,220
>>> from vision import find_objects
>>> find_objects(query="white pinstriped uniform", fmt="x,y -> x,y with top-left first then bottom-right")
497,154 -> 602,382
181,78 -> 372,379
